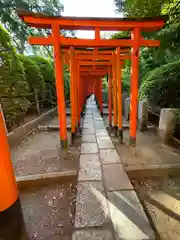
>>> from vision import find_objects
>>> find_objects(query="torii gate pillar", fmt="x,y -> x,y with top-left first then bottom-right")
52,24 -> 68,149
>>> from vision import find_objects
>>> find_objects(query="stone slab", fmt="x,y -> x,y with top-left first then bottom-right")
100,149 -> 121,164
96,130 -> 109,136
83,122 -> 94,127
74,181 -> 109,228
83,123 -> 94,128
103,163 -> 133,191
78,154 -> 102,181
107,190 -> 155,240
97,135 -> 111,141
84,116 -> 93,119
82,134 -> 96,143
97,139 -> 115,149
83,128 -> 95,134
95,126 -> 105,130
81,143 -> 98,154
73,230 -> 114,240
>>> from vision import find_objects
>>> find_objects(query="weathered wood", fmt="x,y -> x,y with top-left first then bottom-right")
38,124 -> 71,131
17,170 -> 77,189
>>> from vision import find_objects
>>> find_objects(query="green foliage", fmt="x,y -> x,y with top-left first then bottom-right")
111,31 -> 130,39
176,109 -> 180,120
0,0 -> 64,54
29,55 -> 55,85
114,0 -> 166,17
0,24 -> 30,128
0,23 -> 61,129
19,55 -> 44,93
114,0 -> 180,110
139,60 -> 180,107
64,71 -> 70,101
29,55 -> 56,103
122,62 -> 130,93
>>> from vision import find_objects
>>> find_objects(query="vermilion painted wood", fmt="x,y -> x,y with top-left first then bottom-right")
64,54 -> 130,61
116,47 -> 123,131
28,36 -> 160,47
112,52 -> 117,128
52,24 -> 67,144
18,13 -> 165,31
62,49 -> 130,55
130,28 -> 140,143
0,111 -> 18,211
95,28 -> 101,40
108,66 -> 112,126
69,47 -> 76,133
99,79 -> 103,114
79,61 -> 111,66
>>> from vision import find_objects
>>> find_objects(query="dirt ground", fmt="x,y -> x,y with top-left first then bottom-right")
9,108 -> 52,132
10,114 -> 81,240
11,116 -> 81,177
21,181 -> 77,240
111,128 -> 180,168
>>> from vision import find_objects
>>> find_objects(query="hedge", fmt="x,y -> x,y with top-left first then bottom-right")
19,55 -> 45,99
0,25 -> 30,128
139,60 -> 180,108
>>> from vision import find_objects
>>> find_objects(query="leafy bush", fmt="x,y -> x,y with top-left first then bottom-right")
19,55 -> 44,91
64,70 -> 70,101
29,55 -> 55,85
29,55 -> 56,104
19,55 -> 45,101
0,25 -> 30,128
139,60 -> 180,108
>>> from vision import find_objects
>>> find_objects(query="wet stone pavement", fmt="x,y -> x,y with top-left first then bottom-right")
73,96 -> 155,240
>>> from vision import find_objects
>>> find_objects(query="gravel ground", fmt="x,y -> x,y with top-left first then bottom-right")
110,128 -> 180,168
20,182 -> 77,240
10,114 -> 81,239
11,130 -> 81,177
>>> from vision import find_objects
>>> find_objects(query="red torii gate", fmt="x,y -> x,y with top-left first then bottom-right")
17,9 -> 165,148
63,47 -> 129,141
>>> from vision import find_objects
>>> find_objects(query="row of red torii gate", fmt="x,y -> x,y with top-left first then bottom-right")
18,10 -> 166,149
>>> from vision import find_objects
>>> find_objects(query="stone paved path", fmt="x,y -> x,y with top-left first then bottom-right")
73,96 -> 155,240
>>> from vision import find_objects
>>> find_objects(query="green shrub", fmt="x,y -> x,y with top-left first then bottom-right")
19,55 -> 44,94
29,55 -> 55,85
0,25 -> 29,128
29,55 -> 56,104
139,60 -> 180,108
176,109 -> 180,121
64,70 -> 70,101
